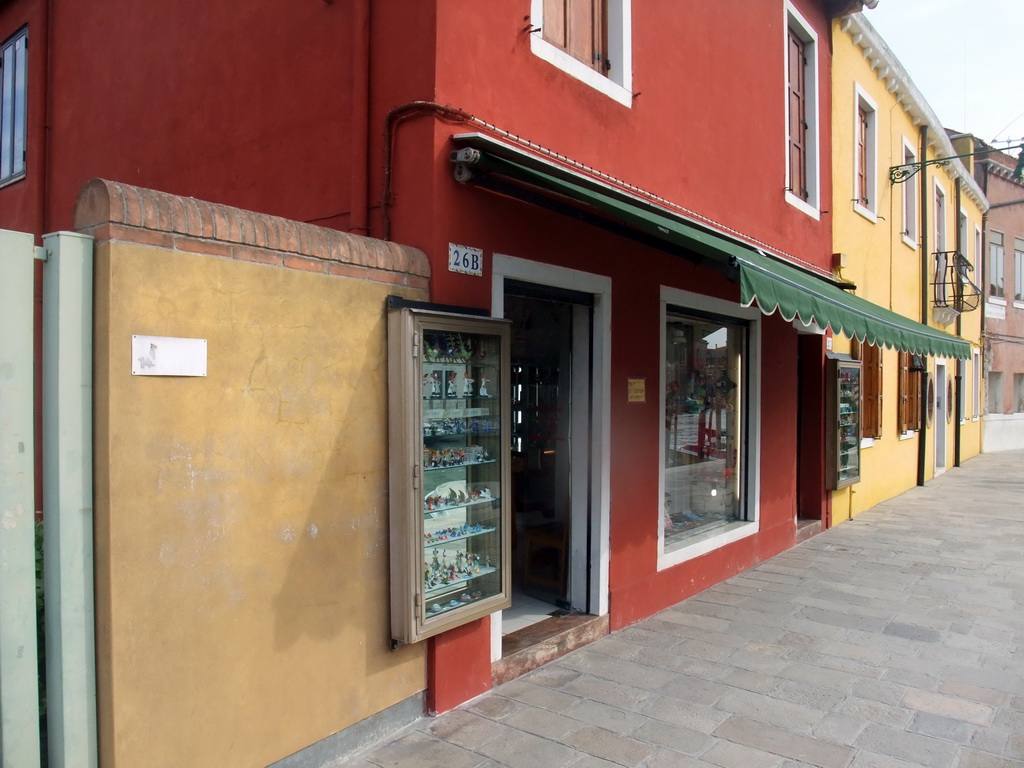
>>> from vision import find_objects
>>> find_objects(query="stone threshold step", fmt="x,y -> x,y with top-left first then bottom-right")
493,613 -> 610,686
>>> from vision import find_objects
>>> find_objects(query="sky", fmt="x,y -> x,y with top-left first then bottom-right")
861,0 -> 1024,146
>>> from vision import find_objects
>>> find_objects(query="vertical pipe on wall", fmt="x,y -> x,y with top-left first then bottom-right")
350,0 -> 370,236
42,231 -> 98,768
917,125 -> 929,487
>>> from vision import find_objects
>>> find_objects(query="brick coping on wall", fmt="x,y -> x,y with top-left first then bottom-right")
73,178 -> 430,289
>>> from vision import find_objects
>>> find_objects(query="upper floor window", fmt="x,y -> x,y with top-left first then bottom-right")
785,5 -> 819,217
530,0 -> 632,107
853,86 -> 877,219
1015,238 -> 1024,304
990,230 -> 1005,300
1,27 -> 28,185
934,183 -> 946,251
901,141 -> 918,247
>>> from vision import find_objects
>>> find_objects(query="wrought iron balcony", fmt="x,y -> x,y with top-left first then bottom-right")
932,250 -> 981,320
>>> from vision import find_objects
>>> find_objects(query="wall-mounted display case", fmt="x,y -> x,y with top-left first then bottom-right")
826,354 -> 862,490
388,305 -> 511,644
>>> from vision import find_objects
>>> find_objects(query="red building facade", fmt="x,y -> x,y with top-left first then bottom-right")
2,0 -> 883,755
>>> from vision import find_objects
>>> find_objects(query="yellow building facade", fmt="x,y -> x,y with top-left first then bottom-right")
830,13 -> 987,521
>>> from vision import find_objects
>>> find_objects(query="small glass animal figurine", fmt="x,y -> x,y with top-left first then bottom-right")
478,377 -> 489,397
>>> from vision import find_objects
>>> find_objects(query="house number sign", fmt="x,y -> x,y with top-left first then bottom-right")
448,243 -> 483,277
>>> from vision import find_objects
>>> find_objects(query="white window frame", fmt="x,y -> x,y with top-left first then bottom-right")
959,210 -> 969,262
658,285 -> 761,571
973,350 -> 981,421
933,181 -> 946,251
784,3 -> 820,219
975,225 -> 983,270
529,0 -> 633,108
901,139 -> 918,249
990,230 -> 1006,303
1014,238 -> 1024,307
1,27 -> 28,186
853,84 -> 877,222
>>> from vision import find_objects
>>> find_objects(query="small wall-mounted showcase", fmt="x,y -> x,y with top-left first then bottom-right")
388,305 -> 511,644
826,354 -> 862,490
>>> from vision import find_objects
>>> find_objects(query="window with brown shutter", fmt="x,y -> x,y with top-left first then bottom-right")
854,341 -> 882,438
897,350 -> 922,433
542,0 -> 608,73
787,28 -> 808,200
856,106 -> 869,206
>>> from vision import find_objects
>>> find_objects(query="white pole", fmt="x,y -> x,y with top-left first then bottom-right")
42,231 -> 98,768
0,228 -> 43,768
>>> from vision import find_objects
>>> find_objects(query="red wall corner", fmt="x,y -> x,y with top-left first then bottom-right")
426,615 -> 492,714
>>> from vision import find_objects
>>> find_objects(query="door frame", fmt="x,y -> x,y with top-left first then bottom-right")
490,254 -> 611,659
935,359 -> 947,474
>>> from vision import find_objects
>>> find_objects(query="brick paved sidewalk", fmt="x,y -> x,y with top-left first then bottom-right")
338,450 -> 1024,768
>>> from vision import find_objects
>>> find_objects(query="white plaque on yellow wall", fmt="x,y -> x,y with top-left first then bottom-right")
132,335 -> 207,377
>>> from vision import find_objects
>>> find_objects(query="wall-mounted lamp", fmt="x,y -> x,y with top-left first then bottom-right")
889,142 -> 1024,184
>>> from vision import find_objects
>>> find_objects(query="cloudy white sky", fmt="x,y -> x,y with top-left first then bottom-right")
862,0 -> 1023,145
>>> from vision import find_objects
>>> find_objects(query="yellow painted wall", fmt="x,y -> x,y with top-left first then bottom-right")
93,241 -> 426,767
830,18 -> 984,521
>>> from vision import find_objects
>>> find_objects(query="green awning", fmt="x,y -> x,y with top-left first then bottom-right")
736,249 -> 970,359
451,135 -> 972,360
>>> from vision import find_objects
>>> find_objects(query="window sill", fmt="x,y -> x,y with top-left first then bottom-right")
0,172 -> 27,191
658,520 -> 758,570
860,437 -> 875,448
854,203 -> 877,223
989,296 -> 1007,306
901,234 -> 918,250
1013,301 -> 1024,310
530,36 -> 633,108
899,430 -> 917,441
785,191 -> 820,220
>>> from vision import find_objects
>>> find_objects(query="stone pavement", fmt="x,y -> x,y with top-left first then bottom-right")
338,450 -> 1024,768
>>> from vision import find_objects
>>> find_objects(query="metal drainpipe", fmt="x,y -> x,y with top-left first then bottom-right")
954,178 -> 962,467
917,124 -> 929,487
350,0 -> 370,236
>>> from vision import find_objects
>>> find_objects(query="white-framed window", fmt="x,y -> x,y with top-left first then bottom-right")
853,85 -> 877,220
901,140 -> 918,248
988,371 -> 1004,414
784,3 -> 820,218
975,225 -> 983,269
1,27 -> 28,185
1015,374 -> 1024,413
932,183 -> 949,306
959,210 -> 969,261
973,350 -> 981,420
659,286 -> 760,569
529,0 -> 632,107
1014,238 -> 1024,305
990,230 -> 1005,301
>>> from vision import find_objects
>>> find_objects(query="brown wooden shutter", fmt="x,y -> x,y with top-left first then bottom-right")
543,0 -> 607,72
898,351 -> 909,434
910,362 -> 922,431
855,342 -> 883,438
788,29 -> 807,200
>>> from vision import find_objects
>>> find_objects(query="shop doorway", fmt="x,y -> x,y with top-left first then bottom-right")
490,255 -> 610,673
504,282 -> 592,627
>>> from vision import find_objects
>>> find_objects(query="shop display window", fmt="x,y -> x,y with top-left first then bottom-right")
662,309 -> 746,552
